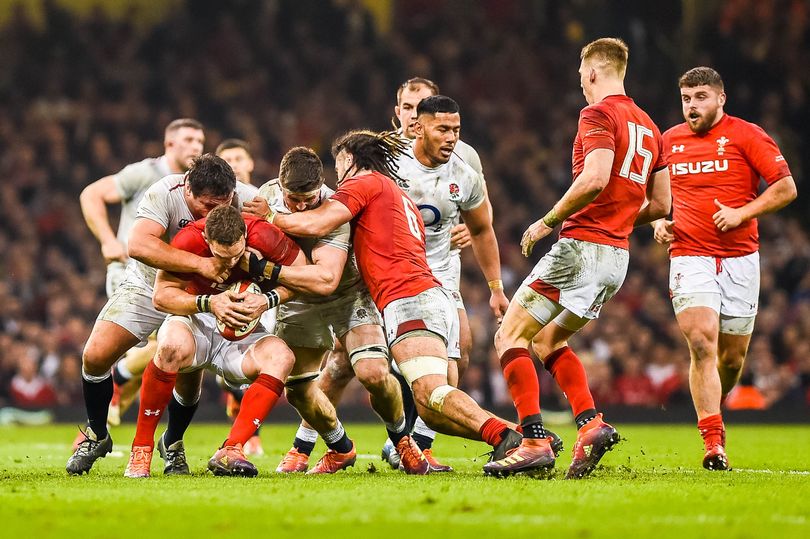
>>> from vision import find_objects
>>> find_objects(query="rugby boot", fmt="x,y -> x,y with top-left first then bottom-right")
244,434 -> 264,456
565,413 -> 621,479
124,445 -> 152,478
66,426 -> 113,475
157,433 -> 190,475
700,422 -> 729,471
396,435 -> 430,475
207,443 -> 258,477
307,442 -> 357,474
703,443 -> 730,471
276,447 -> 310,473
483,437 -> 556,477
488,428 -> 523,462
545,428 -> 564,457
423,448 -> 453,472
381,438 -> 401,470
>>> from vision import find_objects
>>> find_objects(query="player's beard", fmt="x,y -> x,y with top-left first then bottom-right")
687,108 -> 719,135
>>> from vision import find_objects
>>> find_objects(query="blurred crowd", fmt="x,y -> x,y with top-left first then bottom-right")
1,0 -> 808,416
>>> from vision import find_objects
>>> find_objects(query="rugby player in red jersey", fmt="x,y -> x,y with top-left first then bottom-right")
486,37 -> 671,478
272,130 -> 522,474
655,67 -> 796,471
124,205 -> 304,477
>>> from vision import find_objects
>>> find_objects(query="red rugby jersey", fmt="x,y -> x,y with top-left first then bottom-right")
560,95 -> 666,249
169,214 -> 300,294
663,114 -> 791,257
330,171 -> 441,310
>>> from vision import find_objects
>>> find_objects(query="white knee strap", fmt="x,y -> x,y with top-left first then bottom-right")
428,384 -> 456,413
397,355 -> 448,385
348,344 -> 389,366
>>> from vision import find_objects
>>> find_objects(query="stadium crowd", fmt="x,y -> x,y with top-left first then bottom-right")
0,0 -> 808,416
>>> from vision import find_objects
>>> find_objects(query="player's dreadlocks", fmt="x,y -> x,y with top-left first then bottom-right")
331,130 -> 409,184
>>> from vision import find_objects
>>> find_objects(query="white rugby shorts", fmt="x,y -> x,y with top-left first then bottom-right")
98,280 -> 166,342
515,238 -> 629,329
105,261 -> 128,298
161,313 -> 274,389
382,286 -> 460,359
669,252 -> 759,334
275,287 -> 383,350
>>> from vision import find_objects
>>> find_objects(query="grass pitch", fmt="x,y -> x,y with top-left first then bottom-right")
0,423 -> 807,538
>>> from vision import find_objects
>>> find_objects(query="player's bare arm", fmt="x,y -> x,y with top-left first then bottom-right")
80,175 -> 126,264
521,148 -> 614,256
273,199 -> 354,238
634,168 -> 672,227
153,270 -> 256,328
277,242 -> 347,296
242,245 -> 337,296
460,198 -> 509,319
128,218 -> 231,283
713,175 -> 797,232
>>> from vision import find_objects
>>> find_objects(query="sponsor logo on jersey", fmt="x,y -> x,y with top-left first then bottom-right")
179,218 -> 191,228
775,155 -> 785,162
671,144 -> 685,153
395,178 -> 410,189
716,136 -> 729,155
670,160 -> 729,175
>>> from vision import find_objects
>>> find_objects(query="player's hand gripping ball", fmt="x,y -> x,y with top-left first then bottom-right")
216,280 -> 263,341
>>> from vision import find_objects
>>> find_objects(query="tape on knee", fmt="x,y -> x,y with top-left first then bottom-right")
285,371 -> 320,388
348,344 -> 389,366
397,355 -> 448,385
428,384 -> 456,413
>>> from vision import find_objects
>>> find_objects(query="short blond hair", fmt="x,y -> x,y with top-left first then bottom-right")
580,38 -> 629,78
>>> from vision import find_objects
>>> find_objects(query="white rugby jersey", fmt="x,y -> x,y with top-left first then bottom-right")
259,179 -> 363,304
394,144 -> 485,290
113,156 -> 171,249
125,174 -> 258,289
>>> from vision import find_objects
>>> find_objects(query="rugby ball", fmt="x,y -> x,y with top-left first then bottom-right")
216,280 -> 263,341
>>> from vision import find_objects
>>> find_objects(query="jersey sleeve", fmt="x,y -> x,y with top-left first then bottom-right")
651,128 -> 667,172
330,175 -> 380,217
249,220 -> 301,265
459,165 -> 486,212
578,106 -> 616,155
740,123 -> 792,185
136,181 -> 172,228
315,222 -> 351,252
114,161 -> 154,202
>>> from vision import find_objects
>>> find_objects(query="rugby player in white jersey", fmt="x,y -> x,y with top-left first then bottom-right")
67,154 -> 258,475
243,148 -> 419,474
79,119 -> 204,427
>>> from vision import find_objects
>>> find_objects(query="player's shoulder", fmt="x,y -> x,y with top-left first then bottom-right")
235,180 -> 259,199
148,173 -> 185,194
447,152 -> 480,183
723,114 -> 767,139
663,122 -> 691,142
